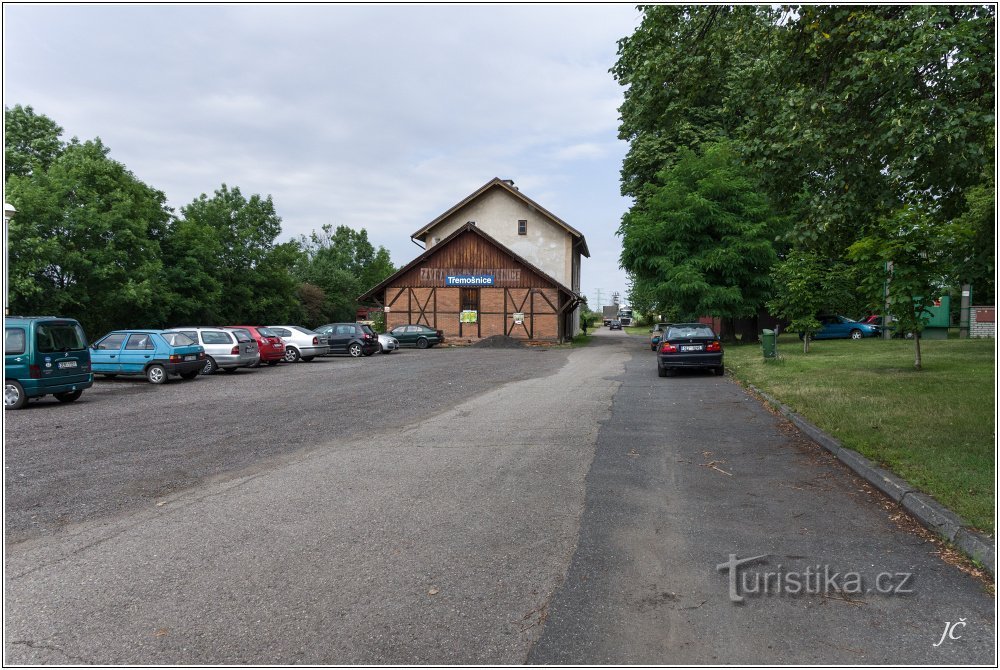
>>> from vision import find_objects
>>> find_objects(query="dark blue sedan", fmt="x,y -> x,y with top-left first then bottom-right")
808,316 -> 879,340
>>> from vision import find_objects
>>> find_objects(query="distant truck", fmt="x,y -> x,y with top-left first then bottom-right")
618,308 -> 634,326
602,305 -> 619,326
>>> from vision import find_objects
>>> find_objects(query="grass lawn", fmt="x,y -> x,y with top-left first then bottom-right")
725,335 -> 996,535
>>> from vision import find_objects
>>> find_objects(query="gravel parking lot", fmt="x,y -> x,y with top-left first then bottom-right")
4,346 -> 571,544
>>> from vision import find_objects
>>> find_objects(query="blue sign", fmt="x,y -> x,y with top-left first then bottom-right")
446,275 -> 494,286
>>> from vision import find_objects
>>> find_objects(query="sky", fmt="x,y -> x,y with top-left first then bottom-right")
3,3 -> 642,309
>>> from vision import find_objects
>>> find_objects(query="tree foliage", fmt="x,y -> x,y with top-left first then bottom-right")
5,138 -> 171,336
4,106 -> 395,336
613,5 -> 995,355
619,142 -> 782,322
293,224 -> 395,324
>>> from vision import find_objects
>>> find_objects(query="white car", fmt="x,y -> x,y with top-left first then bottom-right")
377,333 -> 399,354
267,325 -> 330,362
172,327 -> 260,375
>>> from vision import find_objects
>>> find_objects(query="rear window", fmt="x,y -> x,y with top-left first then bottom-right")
161,332 -> 195,346
230,329 -> 252,343
201,331 -> 233,345
36,322 -> 87,352
257,327 -> 277,338
666,325 -> 716,339
361,325 -> 376,336
5,328 -> 26,355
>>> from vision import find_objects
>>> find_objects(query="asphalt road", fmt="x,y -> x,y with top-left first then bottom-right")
5,331 -> 995,664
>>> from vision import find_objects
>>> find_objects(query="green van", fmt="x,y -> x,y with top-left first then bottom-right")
4,316 -> 94,409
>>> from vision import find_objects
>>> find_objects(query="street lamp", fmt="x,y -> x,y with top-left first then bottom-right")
4,202 -> 15,316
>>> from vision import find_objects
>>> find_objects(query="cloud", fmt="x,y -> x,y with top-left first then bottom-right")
3,3 -> 641,303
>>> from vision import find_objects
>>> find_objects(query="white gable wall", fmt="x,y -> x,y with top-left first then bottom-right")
423,188 -> 574,288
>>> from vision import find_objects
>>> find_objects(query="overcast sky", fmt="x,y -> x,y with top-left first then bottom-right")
4,4 -> 642,309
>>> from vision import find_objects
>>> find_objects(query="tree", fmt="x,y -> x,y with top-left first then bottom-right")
294,224 -> 395,324
5,138 -> 171,336
848,207 -> 955,370
176,185 -> 301,325
4,105 -> 65,182
619,142 -> 783,326
612,6 -> 780,201
767,251 -> 862,353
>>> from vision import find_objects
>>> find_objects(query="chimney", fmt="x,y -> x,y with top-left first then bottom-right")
502,179 -> 518,191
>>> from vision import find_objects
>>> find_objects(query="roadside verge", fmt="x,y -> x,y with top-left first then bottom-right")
740,380 -> 995,577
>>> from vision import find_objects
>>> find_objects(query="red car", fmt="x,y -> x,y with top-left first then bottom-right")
226,326 -> 286,366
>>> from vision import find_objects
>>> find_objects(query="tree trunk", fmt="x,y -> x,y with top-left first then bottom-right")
913,331 -> 922,370
803,333 -> 810,354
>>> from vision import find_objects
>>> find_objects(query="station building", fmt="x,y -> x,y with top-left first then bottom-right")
358,178 -> 589,343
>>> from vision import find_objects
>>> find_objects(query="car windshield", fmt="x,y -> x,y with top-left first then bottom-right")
162,332 -> 196,346
361,325 -> 376,336
666,325 -> 715,339
36,322 -> 87,352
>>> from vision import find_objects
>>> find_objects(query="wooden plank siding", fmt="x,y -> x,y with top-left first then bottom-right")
390,231 -> 557,290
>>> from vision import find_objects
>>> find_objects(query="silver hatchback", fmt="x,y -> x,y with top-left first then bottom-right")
173,327 -> 259,375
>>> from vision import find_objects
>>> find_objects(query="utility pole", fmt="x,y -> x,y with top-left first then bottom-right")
593,288 -> 604,311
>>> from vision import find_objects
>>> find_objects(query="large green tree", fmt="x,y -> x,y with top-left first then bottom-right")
5,138 -> 171,336
294,223 -> 395,324
619,142 -> 783,325
174,184 -> 302,326
4,104 -> 65,182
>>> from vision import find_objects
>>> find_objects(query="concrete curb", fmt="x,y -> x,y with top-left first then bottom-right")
744,382 -> 996,577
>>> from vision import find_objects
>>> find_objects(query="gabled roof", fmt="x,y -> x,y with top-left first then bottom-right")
410,177 -> 590,258
358,222 -> 581,303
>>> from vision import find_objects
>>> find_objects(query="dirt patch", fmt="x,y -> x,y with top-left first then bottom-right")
471,335 -> 526,349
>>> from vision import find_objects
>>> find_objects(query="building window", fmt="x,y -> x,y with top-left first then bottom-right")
518,219 -> 527,235
460,288 -> 480,312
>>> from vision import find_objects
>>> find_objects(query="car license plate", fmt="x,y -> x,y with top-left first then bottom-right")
681,345 -> 703,352
58,360 -> 78,369
273,343 -> 283,349
184,355 -> 196,361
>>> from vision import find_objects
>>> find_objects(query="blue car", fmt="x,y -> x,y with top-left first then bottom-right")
807,316 -> 879,340
91,330 -> 206,384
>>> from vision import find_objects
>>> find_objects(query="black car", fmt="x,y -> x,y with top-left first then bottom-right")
656,323 -> 724,377
315,322 -> 379,357
609,320 -> 623,330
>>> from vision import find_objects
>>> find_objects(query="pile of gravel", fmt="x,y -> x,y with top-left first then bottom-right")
471,335 -> 526,349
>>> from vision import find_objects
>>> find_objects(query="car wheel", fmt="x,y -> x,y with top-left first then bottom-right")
416,337 -> 429,350
5,380 -> 27,409
302,356 -> 315,362
850,329 -> 863,340
55,390 -> 83,403
266,360 -> 279,367
146,364 -> 167,385
180,370 -> 199,380
713,366 -> 725,376
378,343 -> 385,353
284,347 -> 301,363
202,356 -> 217,375
657,366 -> 667,378
348,343 -> 363,357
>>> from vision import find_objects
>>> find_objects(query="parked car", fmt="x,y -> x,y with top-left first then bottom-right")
804,315 -> 879,340
91,330 -> 206,384
267,325 -> 330,362
387,324 -> 444,349
377,333 -> 399,354
227,325 -> 287,366
173,327 -> 260,374
609,320 -> 623,331
649,322 -> 672,351
314,322 -> 379,357
657,323 -> 724,377
5,316 -> 94,409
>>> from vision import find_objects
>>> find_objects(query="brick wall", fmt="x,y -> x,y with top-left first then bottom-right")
379,286 -> 563,342
970,306 -> 996,338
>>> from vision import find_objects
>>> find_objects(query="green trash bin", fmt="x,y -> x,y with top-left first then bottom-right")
761,329 -> 777,359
